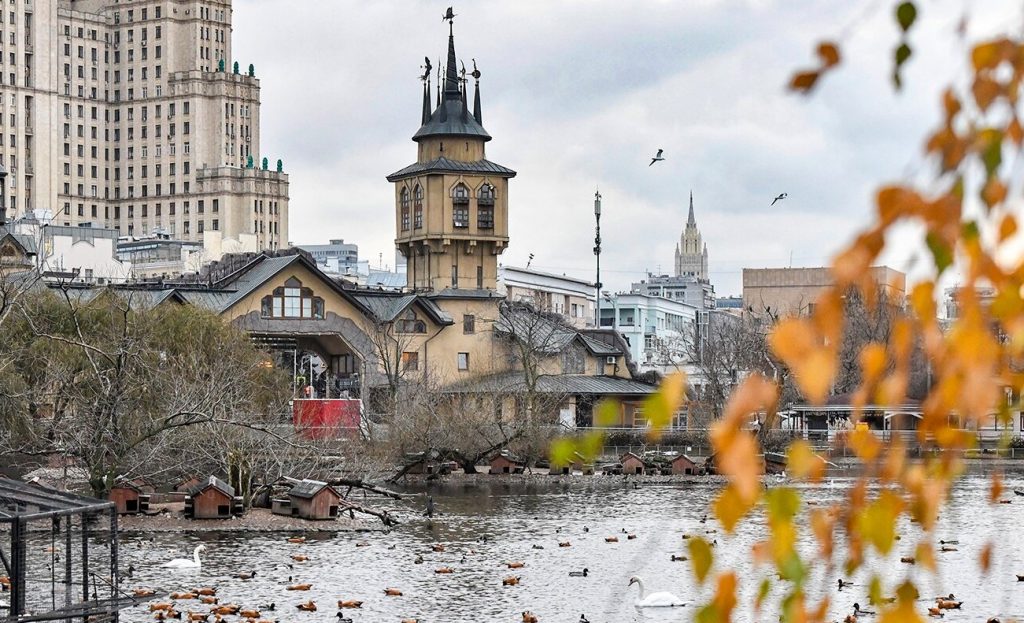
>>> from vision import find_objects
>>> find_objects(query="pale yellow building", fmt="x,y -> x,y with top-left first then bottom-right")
742,266 -> 906,317
0,0 -> 288,251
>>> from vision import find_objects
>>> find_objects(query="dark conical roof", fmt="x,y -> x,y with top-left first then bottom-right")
413,23 -> 490,143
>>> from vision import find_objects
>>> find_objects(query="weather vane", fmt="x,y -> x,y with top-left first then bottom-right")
442,6 -> 456,25
420,56 -> 432,82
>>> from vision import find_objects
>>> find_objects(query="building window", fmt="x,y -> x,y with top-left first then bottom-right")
463,314 -> 475,334
413,184 -> 423,229
259,277 -> 324,319
452,183 -> 469,227
400,187 -> 410,231
478,183 -> 494,229
457,352 -> 470,371
397,309 -> 426,334
401,351 -> 419,371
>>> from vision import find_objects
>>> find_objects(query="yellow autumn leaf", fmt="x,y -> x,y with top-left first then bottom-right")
990,471 -> 1004,503
980,541 -> 993,573
713,483 -> 758,533
787,440 -> 825,481
688,536 -> 714,584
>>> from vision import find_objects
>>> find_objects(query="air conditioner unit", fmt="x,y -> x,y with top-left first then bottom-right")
605,356 -> 616,365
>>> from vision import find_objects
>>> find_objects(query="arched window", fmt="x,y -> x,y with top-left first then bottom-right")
477,183 -> 495,229
413,184 -> 423,229
260,277 -> 325,319
396,309 -> 427,334
452,183 -> 469,228
400,187 -> 410,232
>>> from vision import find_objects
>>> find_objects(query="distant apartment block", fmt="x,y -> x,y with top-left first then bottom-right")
743,266 -> 906,316
0,0 -> 288,253
297,239 -> 361,277
599,292 -> 698,375
631,273 -> 716,311
498,264 -> 595,329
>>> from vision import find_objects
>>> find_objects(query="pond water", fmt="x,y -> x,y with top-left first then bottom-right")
106,469 -> 1024,623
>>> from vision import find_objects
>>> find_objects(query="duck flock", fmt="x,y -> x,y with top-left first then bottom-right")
122,526 -> 681,623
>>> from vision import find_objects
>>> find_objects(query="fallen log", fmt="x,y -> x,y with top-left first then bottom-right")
328,478 -> 404,500
345,501 -> 398,527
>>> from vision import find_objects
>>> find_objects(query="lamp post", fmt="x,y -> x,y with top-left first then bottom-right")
0,163 -> 8,227
593,189 -> 602,328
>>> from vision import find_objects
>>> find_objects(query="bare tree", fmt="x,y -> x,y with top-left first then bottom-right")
0,286 -> 289,497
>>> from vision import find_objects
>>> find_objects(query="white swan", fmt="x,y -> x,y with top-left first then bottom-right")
161,544 -> 206,568
628,575 -> 685,607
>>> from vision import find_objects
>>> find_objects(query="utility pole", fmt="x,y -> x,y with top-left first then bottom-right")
593,189 -> 602,328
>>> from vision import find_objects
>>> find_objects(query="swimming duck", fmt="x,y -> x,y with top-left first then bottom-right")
503,576 -> 520,586
211,605 -> 238,616
286,537 -> 306,544
854,603 -> 875,616
927,607 -> 943,617
532,545 -> 544,550
235,571 -> 256,580
605,536 -> 619,543
414,554 -> 424,564
507,562 -> 525,569
296,601 -> 316,612
286,583 -> 312,591
238,610 -> 260,619
522,612 -> 538,623
900,557 -> 915,564
558,541 -> 571,547
838,579 -> 852,590
355,541 -> 370,547
196,588 -> 216,596
133,588 -> 157,597
936,599 -> 961,610
199,596 -> 217,605
337,600 -> 362,609
627,534 -> 637,540
291,555 -> 308,562
569,568 -> 589,577
186,612 -> 209,622
149,603 -> 174,612
432,544 -> 445,552
435,567 -> 454,574
171,593 -> 197,600
671,554 -> 688,562
384,588 -> 403,597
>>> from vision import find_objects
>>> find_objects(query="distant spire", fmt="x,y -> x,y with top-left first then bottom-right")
436,57 -> 441,106
461,75 -> 469,121
687,191 -> 695,226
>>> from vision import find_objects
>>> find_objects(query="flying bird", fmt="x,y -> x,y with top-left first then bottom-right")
770,192 -> 788,206
442,6 -> 456,22
649,149 -> 664,166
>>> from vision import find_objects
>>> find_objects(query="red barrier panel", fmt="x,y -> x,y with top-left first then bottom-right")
292,399 -> 362,439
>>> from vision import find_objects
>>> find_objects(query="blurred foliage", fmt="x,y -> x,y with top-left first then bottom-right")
551,2 -> 1024,621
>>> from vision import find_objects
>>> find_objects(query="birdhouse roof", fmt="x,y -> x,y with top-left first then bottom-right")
287,479 -> 340,500
189,476 -> 234,498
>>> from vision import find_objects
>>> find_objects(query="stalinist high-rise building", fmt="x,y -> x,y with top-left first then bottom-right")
674,191 -> 708,282
0,0 -> 288,251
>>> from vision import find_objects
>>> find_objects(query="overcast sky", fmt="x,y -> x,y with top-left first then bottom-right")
232,1 -> 1018,297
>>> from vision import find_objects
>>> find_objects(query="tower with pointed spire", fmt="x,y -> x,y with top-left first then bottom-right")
674,191 -> 709,282
387,16 -> 515,292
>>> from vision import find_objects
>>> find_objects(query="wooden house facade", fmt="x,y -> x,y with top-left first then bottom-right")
286,480 -> 345,520
108,481 -> 150,514
489,452 -> 525,474
185,476 -> 243,519
620,452 -> 647,475
670,454 -> 698,475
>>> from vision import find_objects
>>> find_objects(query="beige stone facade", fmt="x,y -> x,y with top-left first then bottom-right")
742,265 -> 906,316
0,0 -> 287,250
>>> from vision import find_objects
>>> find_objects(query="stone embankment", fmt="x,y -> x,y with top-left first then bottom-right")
118,503 -> 379,533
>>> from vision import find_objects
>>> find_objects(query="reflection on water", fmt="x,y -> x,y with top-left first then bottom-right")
113,470 -> 1024,623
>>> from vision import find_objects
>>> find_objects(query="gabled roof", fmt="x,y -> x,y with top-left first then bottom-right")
348,290 -> 453,326
446,372 -> 656,396
495,304 -> 621,357
386,157 -> 516,181
287,479 -> 340,500
188,475 -> 234,498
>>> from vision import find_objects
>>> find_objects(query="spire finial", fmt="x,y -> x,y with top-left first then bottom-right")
687,191 -> 695,226
443,13 -> 460,98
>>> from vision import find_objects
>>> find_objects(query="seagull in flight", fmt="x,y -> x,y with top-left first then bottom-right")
649,149 -> 665,166
770,192 -> 788,206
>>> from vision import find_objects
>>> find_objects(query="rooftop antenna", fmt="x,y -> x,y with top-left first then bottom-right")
526,253 -> 535,269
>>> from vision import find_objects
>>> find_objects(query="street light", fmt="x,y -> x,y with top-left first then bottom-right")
0,163 -> 8,227
593,189 -> 602,328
